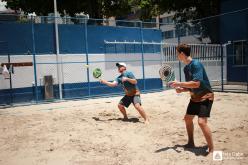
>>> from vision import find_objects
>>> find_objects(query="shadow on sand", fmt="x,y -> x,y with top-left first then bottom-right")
92,117 -> 140,123
155,144 -> 209,156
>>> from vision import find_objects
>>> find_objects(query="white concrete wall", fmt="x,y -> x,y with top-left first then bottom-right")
0,55 -> 35,89
1,52 -> 225,90
0,53 -> 162,90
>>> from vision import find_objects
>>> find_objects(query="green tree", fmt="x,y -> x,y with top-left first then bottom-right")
158,0 -> 220,42
102,0 -> 131,18
3,0 -> 133,18
3,0 -> 92,16
127,0 -> 220,42
3,0 -> 220,20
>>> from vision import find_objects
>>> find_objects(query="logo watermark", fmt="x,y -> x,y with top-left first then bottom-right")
213,151 -> 245,161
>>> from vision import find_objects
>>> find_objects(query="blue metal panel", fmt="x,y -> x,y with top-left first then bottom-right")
59,24 -> 86,53
34,24 -> 55,54
0,23 -> 33,54
220,0 -> 248,43
0,23 -> 162,54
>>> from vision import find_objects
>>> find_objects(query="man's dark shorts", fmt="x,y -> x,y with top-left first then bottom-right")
186,99 -> 213,117
119,95 -> 141,108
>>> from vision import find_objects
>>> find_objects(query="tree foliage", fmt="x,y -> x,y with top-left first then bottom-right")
3,0 -> 133,18
158,0 -> 220,42
3,0 -> 219,20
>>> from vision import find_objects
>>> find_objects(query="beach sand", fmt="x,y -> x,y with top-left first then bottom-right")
0,90 -> 247,165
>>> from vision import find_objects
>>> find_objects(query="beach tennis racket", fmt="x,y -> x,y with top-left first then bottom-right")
93,68 -> 102,79
159,64 -> 176,87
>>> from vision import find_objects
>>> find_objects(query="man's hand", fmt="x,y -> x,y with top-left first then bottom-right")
121,77 -> 137,84
168,81 -> 181,88
100,79 -> 107,84
175,87 -> 184,93
122,77 -> 129,83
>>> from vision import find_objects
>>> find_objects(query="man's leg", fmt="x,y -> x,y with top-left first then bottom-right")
198,117 -> 214,152
133,103 -> 149,123
118,104 -> 128,120
184,115 -> 195,147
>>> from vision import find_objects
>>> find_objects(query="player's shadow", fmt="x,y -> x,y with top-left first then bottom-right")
109,117 -> 140,123
155,144 -> 209,156
92,117 -> 140,123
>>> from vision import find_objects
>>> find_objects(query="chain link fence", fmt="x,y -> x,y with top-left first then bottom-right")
0,11 -> 247,106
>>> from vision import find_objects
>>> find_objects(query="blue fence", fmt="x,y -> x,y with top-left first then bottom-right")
0,22 -> 161,55
0,16 -> 163,105
1,12 -> 248,106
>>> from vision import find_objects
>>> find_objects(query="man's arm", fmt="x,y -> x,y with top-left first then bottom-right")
100,79 -> 118,87
172,81 -> 200,89
176,87 -> 190,93
122,77 -> 137,84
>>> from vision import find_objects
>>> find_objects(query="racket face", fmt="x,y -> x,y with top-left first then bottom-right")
93,68 -> 102,78
159,64 -> 175,83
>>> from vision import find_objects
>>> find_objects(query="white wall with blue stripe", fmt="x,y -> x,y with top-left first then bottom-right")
0,22 -> 163,104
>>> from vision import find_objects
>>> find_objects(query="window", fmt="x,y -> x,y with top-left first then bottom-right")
233,41 -> 247,65
161,16 -> 174,24
175,28 -> 186,37
162,30 -> 174,39
188,26 -> 200,35
245,42 -> 248,65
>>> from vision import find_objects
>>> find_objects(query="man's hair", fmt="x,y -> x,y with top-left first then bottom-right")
176,44 -> 191,56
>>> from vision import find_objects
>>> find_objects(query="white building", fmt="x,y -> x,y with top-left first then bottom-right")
159,12 -> 211,43
0,0 -> 6,11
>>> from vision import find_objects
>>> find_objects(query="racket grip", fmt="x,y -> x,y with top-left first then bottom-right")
167,81 -> 174,87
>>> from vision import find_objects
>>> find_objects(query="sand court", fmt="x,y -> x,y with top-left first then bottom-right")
0,90 -> 247,165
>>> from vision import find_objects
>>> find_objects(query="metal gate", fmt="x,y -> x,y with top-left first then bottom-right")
225,41 -> 248,92
163,42 -> 248,93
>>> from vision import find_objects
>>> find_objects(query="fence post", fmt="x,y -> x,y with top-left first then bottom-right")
221,45 -> 224,92
246,66 -> 248,93
84,18 -> 91,96
53,1 -> 63,100
139,21 -> 146,90
177,23 -> 182,82
31,16 -> 39,103
7,52 -> 13,105
160,41 -> 164,65
114,41 -> 117,55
